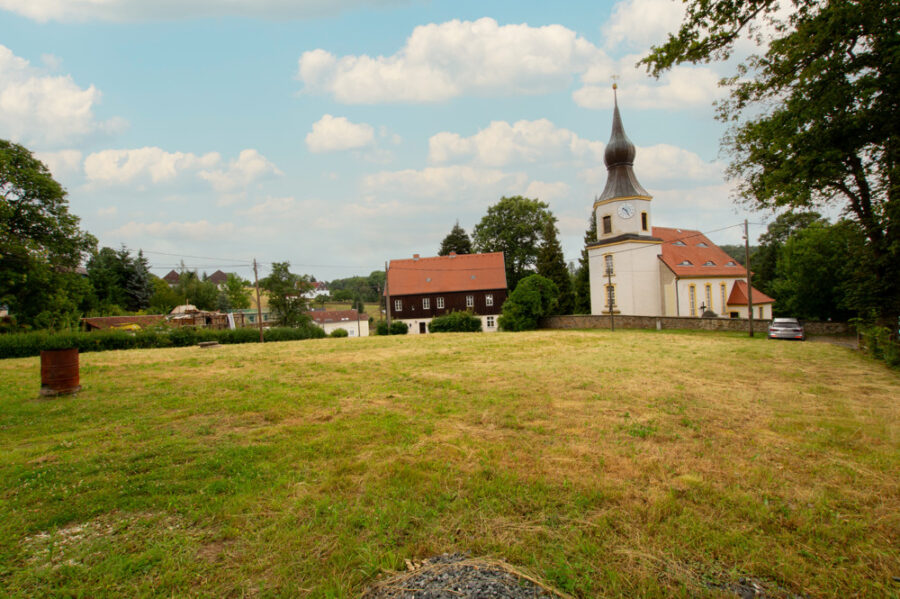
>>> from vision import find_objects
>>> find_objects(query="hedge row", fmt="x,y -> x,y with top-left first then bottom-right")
0,324 -> 326,359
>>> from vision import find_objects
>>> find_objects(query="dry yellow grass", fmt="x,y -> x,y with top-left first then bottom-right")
0,329 -> 898,597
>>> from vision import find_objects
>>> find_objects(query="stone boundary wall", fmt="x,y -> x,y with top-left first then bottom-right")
540,314 -> 852,336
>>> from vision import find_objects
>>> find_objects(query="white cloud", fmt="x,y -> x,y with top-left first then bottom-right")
83,147 -> 279,192
0,44 -> 125,147
84,147 -> 220,185
97,206 -> 118,216
603,0 -> 686,50
574,56 -> 725,110
108,220 -> 236,241
297,17 -> 600,103
525,180 -> 570,202
579,143 -> 723,186
363,165 -> 528,199
306,114 -> 375,153
35,149 -> 83,178
0,0 -> 408,22
198,149 -> 282,192
429,119 -> 604,167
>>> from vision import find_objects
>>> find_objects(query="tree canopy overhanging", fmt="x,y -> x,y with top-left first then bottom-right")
641,0 -> 899,321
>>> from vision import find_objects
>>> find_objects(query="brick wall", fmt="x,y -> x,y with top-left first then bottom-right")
540,314 -> 852,336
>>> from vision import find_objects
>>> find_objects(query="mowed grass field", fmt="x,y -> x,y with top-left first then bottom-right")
1,330 -> 898,598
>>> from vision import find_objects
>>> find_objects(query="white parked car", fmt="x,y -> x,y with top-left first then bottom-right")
768,318 -> 805,341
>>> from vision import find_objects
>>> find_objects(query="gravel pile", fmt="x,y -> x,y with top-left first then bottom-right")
361,553 -> 568,599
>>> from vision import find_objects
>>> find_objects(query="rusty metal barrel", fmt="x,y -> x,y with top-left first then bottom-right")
40,348 -> 81,396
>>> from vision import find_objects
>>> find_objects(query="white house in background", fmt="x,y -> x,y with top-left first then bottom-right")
304,281 -> 329,300
587,88 -> 774,320
307,310 -> 368,337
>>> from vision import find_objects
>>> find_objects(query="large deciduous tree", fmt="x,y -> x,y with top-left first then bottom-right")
473,196 -> 555,291
438,221 -> 473,256
261,262 -> 313,327
1,140 -> 96,329
642,0 -> 900,322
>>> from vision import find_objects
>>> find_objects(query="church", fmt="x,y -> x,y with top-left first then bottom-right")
587,89 -> 774,320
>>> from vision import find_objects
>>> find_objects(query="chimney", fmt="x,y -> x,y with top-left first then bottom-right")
413,254 -> 420,260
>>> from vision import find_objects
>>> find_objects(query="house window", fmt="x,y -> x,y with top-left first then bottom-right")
423,298 -> 430,310
486,316 -> 495,328
678,260 -> 693,266
394,299 -> 402,312
641,212 -> 648,231
705,284 -> 712,313
758,306 -> 764,319
703,261 -> 716,266
466,295 -> 474,308
720,283 -> 727,313
602,215 -> 612,234
689,285 -> 697,317
604,254 -> 614,275
605,285 -> 616,307
673,240 -> 686,246
437,297 -> 444,309
697,242 -> 709,247
485,294 -> 493,307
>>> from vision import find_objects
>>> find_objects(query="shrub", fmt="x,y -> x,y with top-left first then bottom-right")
498,274 -> 558,331
428,311 -> 482,333
0,323 -> 326,359
375,320 -> 409,335
330,328 -> 349,338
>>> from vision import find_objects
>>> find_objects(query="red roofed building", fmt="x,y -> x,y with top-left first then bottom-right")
307,309 -> 368,337
586,90 -> 774,319
386,252 -> 507,334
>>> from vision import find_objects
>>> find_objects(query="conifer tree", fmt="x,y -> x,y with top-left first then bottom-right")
438,221 -> 473,256
573,214 -> 596,314
536,219 -> 574,315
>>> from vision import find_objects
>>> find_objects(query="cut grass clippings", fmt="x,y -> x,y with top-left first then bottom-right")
1,330 -> 898,597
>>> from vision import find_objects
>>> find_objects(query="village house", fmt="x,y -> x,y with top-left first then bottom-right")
307,309 -> 368,337
303,281 -> 329,300
587,90 -> 774,319
385,252 -> 507,334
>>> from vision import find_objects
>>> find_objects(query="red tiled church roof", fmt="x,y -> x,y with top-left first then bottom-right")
654,227 -> 747,277
727,279 -> 775,305
387,252 -> 507,296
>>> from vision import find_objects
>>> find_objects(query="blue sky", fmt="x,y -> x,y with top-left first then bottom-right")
0,0 -> 772,282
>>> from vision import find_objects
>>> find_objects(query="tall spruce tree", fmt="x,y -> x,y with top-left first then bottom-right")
438,221 -> 473,255
536,219 -> 574,315
573,214 -> 596,314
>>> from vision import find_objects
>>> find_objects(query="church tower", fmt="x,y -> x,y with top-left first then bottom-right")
587,86 -> 664,316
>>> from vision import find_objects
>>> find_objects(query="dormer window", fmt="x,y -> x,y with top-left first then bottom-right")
703,261 -> 716,266
697,242 -> 709,248
726,261 -> 737,266
673,240 -> 686,246
678,260 -> 693,266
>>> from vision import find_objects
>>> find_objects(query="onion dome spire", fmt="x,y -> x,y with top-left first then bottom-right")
597,84 -> 650,202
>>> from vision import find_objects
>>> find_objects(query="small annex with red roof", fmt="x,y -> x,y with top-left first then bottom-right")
586,88 -> 774,320
385,252 -> 507,334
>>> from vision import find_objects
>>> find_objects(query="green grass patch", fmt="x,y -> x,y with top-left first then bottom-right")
1,330 -> 898,597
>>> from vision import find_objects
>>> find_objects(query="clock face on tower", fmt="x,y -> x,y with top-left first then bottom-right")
617,202 -> 636,219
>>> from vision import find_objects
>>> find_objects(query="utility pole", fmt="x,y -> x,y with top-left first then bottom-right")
384,261 -> 391,334
744,219 -> 754,338
606,266 -> 615,332
253,258 -> 264,343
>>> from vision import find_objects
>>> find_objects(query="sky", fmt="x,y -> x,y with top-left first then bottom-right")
0,0 -> 777,282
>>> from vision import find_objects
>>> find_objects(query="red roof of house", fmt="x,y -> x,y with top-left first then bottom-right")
654,227 -> 747,277
82,315 -> 166,330
207,270 -> 229,285
727,279 -> 775,305
162,270 -> 180,284
307,310 -> 362,324
387,252 -> 507,296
